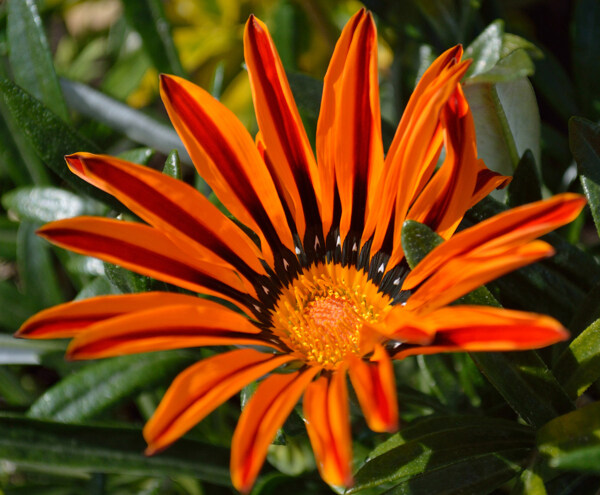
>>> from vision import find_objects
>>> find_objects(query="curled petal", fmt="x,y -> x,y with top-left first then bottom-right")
16,292 -> 205,339
392,306 -> 569,358
231,367 -> 319,493
303,370 -> 354,488
145,349 -> 293,454
349,345 -> 399,433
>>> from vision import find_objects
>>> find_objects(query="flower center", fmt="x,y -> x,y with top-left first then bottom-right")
271,263 -> 392,369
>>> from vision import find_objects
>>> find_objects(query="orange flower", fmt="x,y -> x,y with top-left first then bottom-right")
17,10 -> 584,492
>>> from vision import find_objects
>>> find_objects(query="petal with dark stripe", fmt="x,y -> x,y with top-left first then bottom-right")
38,217 -> 257,308
160,74 -> 295,268
16,292 -> 205,339
66,153 -> 266,279
391,306 -> 568,358
231,367 -> 319,493
244,16 -> 321,244
316,9 -> 383,242
66,302 -> 279,360
303,369 -> 354,488
404,193 -> 587,292
349,345 -> 399,433
145,349 -> 293,454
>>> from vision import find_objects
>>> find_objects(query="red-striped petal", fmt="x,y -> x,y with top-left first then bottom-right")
145,349 -> 293,454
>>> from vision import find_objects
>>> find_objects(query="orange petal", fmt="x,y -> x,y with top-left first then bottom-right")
408,85 -> 510,240
37,217 -> 258,309
244,16 -> 321,246
303,369 -> 354,488
392,306 -> 568,358
366,57 -> 471,259
160,74 -> 296,270
405,240 -> 554,313
66,302 -> 278,360
404,193 -> 587,291
349,345 -> 399,433
317,9 -> 384,242
66,153 -> 266,278
16,292 -> 204,339
231,367 -> 319,493
145,349 -> 293,454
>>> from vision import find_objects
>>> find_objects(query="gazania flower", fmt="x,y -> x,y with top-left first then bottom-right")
17,9 -> 584,493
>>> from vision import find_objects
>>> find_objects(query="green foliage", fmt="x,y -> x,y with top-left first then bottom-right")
0,1 -> 599,494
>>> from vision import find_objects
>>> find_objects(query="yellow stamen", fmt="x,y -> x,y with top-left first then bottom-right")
272,263 -> 392,369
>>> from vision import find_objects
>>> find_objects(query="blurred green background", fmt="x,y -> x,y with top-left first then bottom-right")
1,0 -> 600,494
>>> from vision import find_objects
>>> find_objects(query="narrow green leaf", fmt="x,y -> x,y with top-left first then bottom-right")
350,416 -> 533,492
121,0 -> 185,76
471,351 -> 574,429
28,351 -> 195,422
0,334 -> 66,365
0,414 -> 232,485
380,450 -> 526,495
2,186 -> 104,224
401,220 -> 443,269
569,117 -> 600,236
163,149 -> 182,180
507,150 -> 542,208
0,216 -> 18,260
103,262 -> 151,294
7,0 -> 69,121
17,221 -> 64,309
537,401 -> 600,473
0,110 -> 32,185
553,318 -> 600,399
60,78 -> 192,165
0,78 -> 121,209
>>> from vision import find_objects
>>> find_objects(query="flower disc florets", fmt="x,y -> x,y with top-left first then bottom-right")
272,262 -> 392,368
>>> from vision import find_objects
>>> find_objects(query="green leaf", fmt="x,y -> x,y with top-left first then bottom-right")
2,186 -> 104,224
117,147 -> 155,165
569,117 -> 600,236
0,110 -> 32,185
17,221 -> 64,309
464,78 -> 540,176
537,401 -> 600,474
103,262 -> 151,294
60,78 -> 192,165
74,277 -> 120,301
163,149 -> 182,180
7,0 -> 69,122
121,0 -> 184,76
470,351 -> 573,429
0,78 -> 121,209
553,318 -> 600,399
0,414 -> 232,485
350,416 -> 533,492
464,20 -> 504,79
28,351 -> 195,422
507,150 -> 542,208
401,220 -> 444,270
468,49 -> 535,84
0,216 -> 19,260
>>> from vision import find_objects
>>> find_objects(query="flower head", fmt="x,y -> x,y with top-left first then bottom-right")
17,9 -> 584,492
